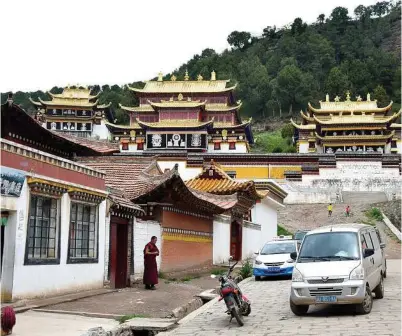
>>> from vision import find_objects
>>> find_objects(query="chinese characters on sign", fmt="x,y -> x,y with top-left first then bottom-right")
1,167 -> 26,197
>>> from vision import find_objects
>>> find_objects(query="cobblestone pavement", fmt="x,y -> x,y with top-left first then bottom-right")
162,260 -> 401,336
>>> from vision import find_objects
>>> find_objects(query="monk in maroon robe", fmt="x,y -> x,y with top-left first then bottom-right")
143,236 -> 159,290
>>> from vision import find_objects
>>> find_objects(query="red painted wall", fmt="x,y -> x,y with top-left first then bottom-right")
1,150 -> 105,190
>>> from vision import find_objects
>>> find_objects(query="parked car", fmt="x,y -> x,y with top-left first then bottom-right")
289,224 -> 385,316
253,236 -> 299,280
293,230 -> 309,242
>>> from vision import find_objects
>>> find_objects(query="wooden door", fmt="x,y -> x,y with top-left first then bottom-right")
230,221 -> 242,261
109,217 -> 129,289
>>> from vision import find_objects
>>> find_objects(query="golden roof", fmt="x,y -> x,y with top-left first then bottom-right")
136,118 -> 214,129
309,99 -> 393,113
300,110 -> 314,121
313,111 -> 400,125
185,160 -> 265,200
206,103 -> 242,112
213,118 -> 252,129
120,104 -> 155,113
104,119 -> 142,130
149,100 -> 207,108
129,80 -> 236,93
290,118 -> 316,130
315,131 -> 395,141
390,123 -> 402,129
30,86 -> 109,108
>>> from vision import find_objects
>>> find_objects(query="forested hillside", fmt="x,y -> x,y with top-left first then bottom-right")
2,1 -> 401,129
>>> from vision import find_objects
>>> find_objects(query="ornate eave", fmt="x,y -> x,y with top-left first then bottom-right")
213,118 -> 252,129
308,101 -> 393,114
148,100 -> 207,108
119,104 -> 155,113
206,103 -> 242,112
29,97 -> 43,107
315,131 -> 395,141
104,119 -> 142,130
98,102 -> 112,109
290,118 -> 316,130
129,81 -> 236,94
136,118 -> 214,130
300,110 -> 314,122
38,97 -> 99,108
313,112 -> 400,125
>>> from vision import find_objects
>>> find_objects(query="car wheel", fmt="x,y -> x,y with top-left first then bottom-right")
290,300 -> 309,316
255,276 -> 261,281
374,275 -> 384,299
355,285 -> 373,314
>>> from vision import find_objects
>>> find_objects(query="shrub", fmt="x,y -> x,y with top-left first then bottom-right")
272,146 -> 283,153
238,259 -> 253,279
366,207 -> 383,221
278,225 -> 292,236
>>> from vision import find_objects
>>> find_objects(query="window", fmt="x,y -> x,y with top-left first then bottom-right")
369,231 -> 380,250
364,233 -> 374,249
214,142 -> 221,150
229,142 -> 236,150
391,141 -> 397,148
137,142 -> 144,150
68,203 -> 98,263
121,142 -> 129,151
25,195 -> 59,265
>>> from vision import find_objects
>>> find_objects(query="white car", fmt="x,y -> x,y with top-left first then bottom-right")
253,237 -> 299,280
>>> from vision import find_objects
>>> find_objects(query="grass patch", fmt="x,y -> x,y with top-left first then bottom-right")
180,274 -> 201,282
278,225 -> 293,236
116,314 -> 148,324
366,207 -> 383,221
158,271 -> 167,279
211,268 -> 226,276
239,259 -> 253,279
252,130 -> 296,153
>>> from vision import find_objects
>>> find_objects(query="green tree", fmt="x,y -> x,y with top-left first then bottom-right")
281,124 -> 294,138
373,85 -> 390,106
325,67 -> 351,96
227,31 -> 251,50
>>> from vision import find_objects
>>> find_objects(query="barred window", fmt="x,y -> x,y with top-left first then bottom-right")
25,195 -> 59,264
68,203 -> 98,263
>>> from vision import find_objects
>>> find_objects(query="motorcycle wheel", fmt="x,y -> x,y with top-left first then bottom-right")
242,303 -> 251,316
231,307 -> 244,326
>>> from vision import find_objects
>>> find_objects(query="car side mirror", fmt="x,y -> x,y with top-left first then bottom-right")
290,252 -> 297,260
254,250 -> 259,255
380,243 -> 386,249
229,256 -> 234,261
363,248 -> 375,258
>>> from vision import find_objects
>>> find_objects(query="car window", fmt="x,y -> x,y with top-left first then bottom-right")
360,234 -> 367,249
260,242 -> 296,255
364,233 -> 374,249
298,232 -> 360,261
369,231 -> 380,250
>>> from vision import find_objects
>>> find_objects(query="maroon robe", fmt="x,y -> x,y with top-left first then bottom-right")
143,242 -> 159,285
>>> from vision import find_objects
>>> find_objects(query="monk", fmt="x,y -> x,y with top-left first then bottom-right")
143,236 -> 159,290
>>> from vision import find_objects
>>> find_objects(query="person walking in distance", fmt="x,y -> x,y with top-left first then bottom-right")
346,205 -> 351,217
143,236 -> 159,290
328,203 -> 333,217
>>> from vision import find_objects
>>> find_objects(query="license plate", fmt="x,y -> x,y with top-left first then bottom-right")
267,267 -> 280,272
315,296 -> 337,303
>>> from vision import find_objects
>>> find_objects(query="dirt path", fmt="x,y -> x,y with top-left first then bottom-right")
42,275 -> 218,318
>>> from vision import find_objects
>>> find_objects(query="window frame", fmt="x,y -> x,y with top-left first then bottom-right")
229,142 -> 236,150
121,142 -> 129,151
67,202 -> 99,264
24,194 -> 61,265
137,142 -> 144,150
214,142 -> 221,150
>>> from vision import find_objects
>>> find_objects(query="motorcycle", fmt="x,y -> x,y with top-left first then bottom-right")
211,256 -> 251,326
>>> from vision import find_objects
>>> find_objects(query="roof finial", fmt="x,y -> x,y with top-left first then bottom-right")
367,92 -> 371,101
171,74 -> 177,81
157,71 -> 163,82
184,69 -> 189,81
211,70 -> 216,81
356,95 -> 362,101
197,74 -> 203,81
346,90 -> 351,101
325,93 -> 329,102
334,95 -> 340,102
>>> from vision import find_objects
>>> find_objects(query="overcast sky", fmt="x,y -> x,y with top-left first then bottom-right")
1,0 -> 378,92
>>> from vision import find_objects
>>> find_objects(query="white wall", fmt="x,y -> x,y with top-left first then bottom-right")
132,218 -> 161,279
11,184 -> 107,300
251,199 -> 278,246
212,215 -> 231,265
103,211 -> 111,283
120,143 -> 144,152
242,223 -> 261,260
298,142 -> 309,153
207,142 -> 248,153
157,161 -> 202,181
92,120 -> 110,140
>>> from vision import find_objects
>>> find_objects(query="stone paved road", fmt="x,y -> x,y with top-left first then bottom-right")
161,260 -> 401,336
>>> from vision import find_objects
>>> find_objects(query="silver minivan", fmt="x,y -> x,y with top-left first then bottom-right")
289,224 -> 385,315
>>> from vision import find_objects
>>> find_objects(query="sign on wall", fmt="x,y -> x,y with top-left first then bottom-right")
147,133 -> 207,150
1,166 -> 26,197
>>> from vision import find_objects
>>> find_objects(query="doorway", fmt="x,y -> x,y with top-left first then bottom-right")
109,216 -> 129,288
230,221 -> 242,261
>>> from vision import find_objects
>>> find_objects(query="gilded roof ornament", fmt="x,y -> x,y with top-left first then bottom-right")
187,97 -> 192,102
169,97 -> 174,101
356,95 -> 362,101
197,74 -> 203,81
346,91 -> 351,101
334,96 -> 340,102
157,72 -> 163,82
367,93 -> 371,101
184,69 -> 189,81
211,70 -> 216,81
178,93 -> 183,101
325,94 -> 329,102
171,75 -> 177,81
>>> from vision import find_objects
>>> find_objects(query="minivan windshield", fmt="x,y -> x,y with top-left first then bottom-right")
294,231 -> 307,241
261,242 -> 296,255
298,232 -> 360,262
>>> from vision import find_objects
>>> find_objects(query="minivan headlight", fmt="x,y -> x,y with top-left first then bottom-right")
292,268 -> 303,282
254,259 -> 262,265
349,264 -> 364,280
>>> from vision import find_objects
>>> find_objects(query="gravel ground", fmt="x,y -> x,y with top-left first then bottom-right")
42,275 -> 219,318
